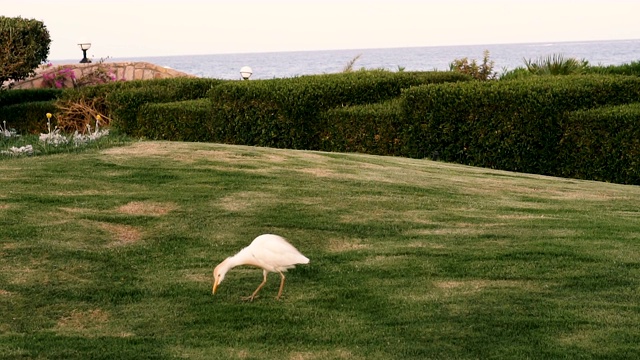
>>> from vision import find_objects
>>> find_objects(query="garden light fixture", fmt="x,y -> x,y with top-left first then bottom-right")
240,66 -> 252,80
78,42 -> 92,63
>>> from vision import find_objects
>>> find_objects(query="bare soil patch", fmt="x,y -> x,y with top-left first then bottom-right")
289,349 -> 357,360
56,309 -> 109,331
326,237 -> 370,252
96,222 -> 142,246
53,308 -> 135,338
298,168 -> 335,178
218,191 -> 275,212
117,201 -> 177,216
433,279 -> 540,294
183,271 -> 211,283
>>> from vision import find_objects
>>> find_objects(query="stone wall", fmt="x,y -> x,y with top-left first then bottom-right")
9,62 -> 196,89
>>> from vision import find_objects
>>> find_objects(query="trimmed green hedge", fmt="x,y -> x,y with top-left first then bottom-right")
209,71 -> 471,150
106,78 -> 223,136
401,75 -> 640,176
0,88 -> 63,107
53,78 -> 206,126
319,99 -> 403,156
558,103 -> 640,185
137,99 -> 212,141
0,100 -> 56,134
587,61 -> 640,77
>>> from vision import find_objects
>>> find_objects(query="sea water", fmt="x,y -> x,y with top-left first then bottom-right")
111,39 -> 640,80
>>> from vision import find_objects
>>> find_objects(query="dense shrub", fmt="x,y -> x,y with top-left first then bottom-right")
11,78 -> 225,134
401,75 -> 640,176
498,67 -> 532,81
501,57 -> 640,80
0,88 -> 63,107
449,50 -> 497,80
500,53 -> 596,80
52,81 -> 133,132
558,103 -> 640,185
0,16 -> 50,87
0,101 -> 56,134
522,54 -> 589,75
209,71 -> 471,149
319,99 -> 403,155
107,78 -> 223,136
586,61 -> 640,76
137,99 -> 213,141
51,79 -> 195,133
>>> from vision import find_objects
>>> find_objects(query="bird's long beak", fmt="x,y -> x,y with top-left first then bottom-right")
212,279 -> 219,295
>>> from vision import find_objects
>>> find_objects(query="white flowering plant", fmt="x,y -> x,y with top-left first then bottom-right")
1,113 -> 127,158
1,144 -> 34,156
39,113 -> 69,147
0,120 -> 30,156
72,115 -> 110,146
1,121 -> 17,138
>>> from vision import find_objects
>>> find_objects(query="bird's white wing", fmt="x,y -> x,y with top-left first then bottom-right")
249,234 -> 309,272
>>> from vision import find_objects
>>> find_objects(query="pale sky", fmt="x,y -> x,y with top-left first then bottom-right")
3,0 -> 640,61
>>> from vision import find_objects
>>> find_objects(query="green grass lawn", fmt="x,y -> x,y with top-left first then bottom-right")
1,141 -> 639,359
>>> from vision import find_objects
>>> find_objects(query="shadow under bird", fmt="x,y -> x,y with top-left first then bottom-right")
212,234 -> 310,300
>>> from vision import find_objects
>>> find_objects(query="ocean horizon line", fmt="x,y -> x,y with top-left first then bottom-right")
49,38 -> 640,80
50,37 -> 640,63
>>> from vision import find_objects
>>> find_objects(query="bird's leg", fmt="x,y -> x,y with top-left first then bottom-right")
242,270 -> 268,301
276,272 -> 286,300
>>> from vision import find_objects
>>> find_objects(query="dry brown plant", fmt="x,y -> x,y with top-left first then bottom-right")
54,97 -> 111,132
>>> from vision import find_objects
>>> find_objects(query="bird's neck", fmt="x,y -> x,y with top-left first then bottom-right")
222,255 -> 242,271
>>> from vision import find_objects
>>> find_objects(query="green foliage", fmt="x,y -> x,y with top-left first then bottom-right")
449,50 -> 497,80
0,16 -> 51,88
12,78 -> 224,135
400,75 -> 640,182
498,67 -> 532,80
523,54 -> 589,75
319,99 -> 403,155
137,99 -> 213,141
500,54 -> 593,79
107,78 -> 223,136
502,58 -> 640,80
586,60 -> 640,76
209,71 -> 471,149
52,81 -> 134,132
0,88 -> 63,107
0,100 -> 57,134
558,102 -> 640,184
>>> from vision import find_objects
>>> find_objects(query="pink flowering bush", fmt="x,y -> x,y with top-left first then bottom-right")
41,64 -> 77,88
40,58 -> 123,89
75,59 -> 121,86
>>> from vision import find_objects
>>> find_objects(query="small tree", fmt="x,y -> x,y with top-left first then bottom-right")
0,16 -> 51,89
449,50 -> 497,81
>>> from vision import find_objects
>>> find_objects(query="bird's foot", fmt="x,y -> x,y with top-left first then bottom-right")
241,295 -> 257,302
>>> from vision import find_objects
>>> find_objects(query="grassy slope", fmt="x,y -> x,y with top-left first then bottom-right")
1,141 -> 639,359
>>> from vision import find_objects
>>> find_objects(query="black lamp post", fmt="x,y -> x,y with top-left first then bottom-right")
78,42 -> 92,63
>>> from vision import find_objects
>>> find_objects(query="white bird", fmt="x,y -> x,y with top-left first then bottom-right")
212,234 -> 309,301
